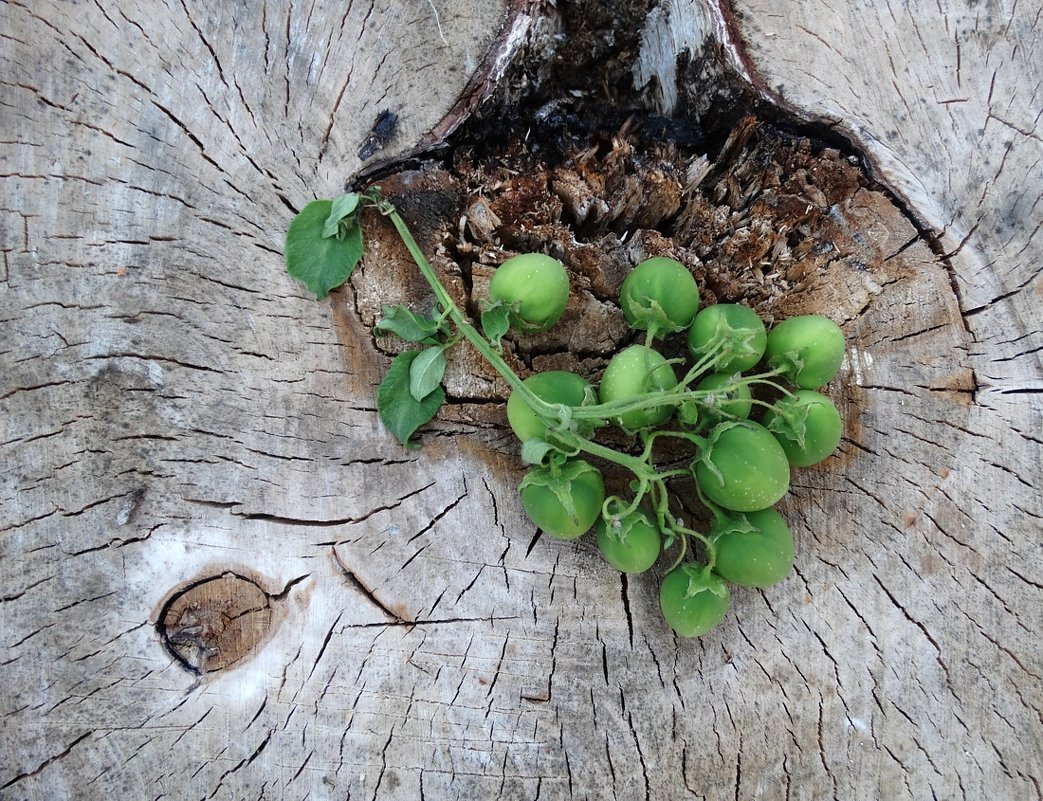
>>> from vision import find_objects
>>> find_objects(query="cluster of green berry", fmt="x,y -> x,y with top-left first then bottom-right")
489,252 -> 845,637
284,192 -> 844,638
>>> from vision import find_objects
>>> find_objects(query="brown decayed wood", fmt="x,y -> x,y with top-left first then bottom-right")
159,572 -> 275,673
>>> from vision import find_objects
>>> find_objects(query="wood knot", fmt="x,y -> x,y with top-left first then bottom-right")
158,572 -> 272,674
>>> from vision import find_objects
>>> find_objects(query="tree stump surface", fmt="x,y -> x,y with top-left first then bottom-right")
1,2 -> 1040,801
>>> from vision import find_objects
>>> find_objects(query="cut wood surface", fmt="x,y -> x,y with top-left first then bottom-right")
1,3 -> 1040,801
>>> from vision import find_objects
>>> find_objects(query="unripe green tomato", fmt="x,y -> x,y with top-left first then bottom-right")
595,508 -> 661,573
764,315 -> 845,389
686,303 -> 767,374
619,257 -> 700,337
506,371 -> 593,442
659,567 -> 730,637
696,372 -> 753,420
489,253 -> 570,333
695,421 -> 791,512
761,390 -> 843,467
711,508 -> 795,587
519,460 -> 605,540
598,345 -> 678,430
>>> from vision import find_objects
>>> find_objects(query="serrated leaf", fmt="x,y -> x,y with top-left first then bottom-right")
377,350 -> 445,446
285,200 -> 364,299
481,303 -> 511,346
408,346 -> 447,403
322,193 -> 361,238
375,305 -> 442,343
521,438 -> 556,466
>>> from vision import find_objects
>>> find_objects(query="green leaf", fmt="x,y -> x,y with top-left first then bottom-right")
480,302 -> 511,346
602,514 -> 625,543
694,421 -> 741,487
375,305 -> 442,343
521,438 -> 556,466
377,351 -> 446,446
629,298 -> 680,340
602,505 -> 652,545
322,193 -> 361,239
408,346 -> 447,403
285,200 -> 364,298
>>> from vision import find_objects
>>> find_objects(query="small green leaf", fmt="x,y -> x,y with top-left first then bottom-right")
286,200 -> 364,299
480,302 -> 511,346
377,350 -> 445,446
694,421 -> 741,487
322,193 -> 361,239
602,507 -> 651,545
553,403 -> 574,431
628,298 -> 680,340
409,346 -> 447,402
521,438 -> 556,466
375,305 -> 442,343
602,514 -> 625,543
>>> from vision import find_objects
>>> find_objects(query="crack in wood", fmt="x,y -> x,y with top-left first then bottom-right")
0,731 -> 92,791
1,2 -> 1039,798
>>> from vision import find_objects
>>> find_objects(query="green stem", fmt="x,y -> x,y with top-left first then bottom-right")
385,206 -> 560,418
747,397 -> 788,413
552,429 -> 653,477
665,526 -> 688,572
603,485 -> 650,522
677,337 -> 728,389
567,384 -> 728,423
644,428 -> 708,452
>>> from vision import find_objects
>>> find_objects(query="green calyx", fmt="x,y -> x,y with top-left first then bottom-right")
681,562 -> 729,600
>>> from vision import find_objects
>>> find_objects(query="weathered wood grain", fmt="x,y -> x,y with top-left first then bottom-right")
1,1 -> 1039,800
635,1 -> 1043,798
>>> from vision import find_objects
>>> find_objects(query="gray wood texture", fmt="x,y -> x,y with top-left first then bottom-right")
2,1 -> 1039,799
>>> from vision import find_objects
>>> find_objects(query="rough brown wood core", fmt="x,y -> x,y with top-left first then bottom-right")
339,113 -> 973,447
158,573 -> 273,674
